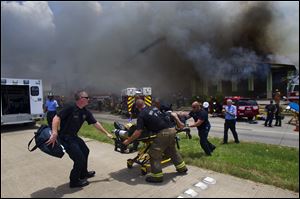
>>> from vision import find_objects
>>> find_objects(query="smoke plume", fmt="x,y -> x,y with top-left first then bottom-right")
1,1 -> 299,98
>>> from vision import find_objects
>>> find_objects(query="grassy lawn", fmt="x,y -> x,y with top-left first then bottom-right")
43,120 -> 298,192
179,136 -> 299,192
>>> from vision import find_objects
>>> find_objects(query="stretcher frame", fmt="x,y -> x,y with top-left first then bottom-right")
113,121 -> 190,175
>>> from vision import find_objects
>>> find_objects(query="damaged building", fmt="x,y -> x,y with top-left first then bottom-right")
191,63 -> 297,99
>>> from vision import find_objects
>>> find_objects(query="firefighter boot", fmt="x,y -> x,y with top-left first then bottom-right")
177,167 -> 188,174
176,161 -> 188,174
146,173 -> 163,183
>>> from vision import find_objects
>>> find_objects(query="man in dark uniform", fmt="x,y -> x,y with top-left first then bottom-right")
123,99 -> 187,183
274,103 -> 282,127
46,90 -> 114,188
264,100 -> 277,127
153,98 -> 192,139
188,101 -> 216,155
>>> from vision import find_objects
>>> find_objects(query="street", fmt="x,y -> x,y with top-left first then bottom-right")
93,112 -> 299,148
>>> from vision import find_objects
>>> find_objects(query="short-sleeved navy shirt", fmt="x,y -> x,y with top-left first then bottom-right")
57,103 -> 97,136
136,106 -> 171,133
189,109 -> 210,131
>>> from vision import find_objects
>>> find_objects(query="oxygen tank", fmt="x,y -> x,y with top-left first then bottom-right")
112,129 -> 129,139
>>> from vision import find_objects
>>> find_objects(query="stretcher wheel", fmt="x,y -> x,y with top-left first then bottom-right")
141,166 -> 147,175
127,159 -> 134,169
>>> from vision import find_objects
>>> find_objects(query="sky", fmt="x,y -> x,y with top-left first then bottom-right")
1,1 -> 299,97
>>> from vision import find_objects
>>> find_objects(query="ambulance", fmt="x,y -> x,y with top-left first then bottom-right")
1,78 -> 44,125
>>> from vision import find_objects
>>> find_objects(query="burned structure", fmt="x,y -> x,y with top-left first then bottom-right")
192,63 -> 297,99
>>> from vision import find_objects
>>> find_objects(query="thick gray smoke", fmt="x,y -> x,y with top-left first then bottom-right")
1,1 -> 299,98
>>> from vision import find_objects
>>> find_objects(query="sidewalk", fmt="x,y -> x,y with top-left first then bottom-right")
1,129 -> 299,198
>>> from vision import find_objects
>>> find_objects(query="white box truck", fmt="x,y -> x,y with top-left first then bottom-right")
1,78 -> 44,125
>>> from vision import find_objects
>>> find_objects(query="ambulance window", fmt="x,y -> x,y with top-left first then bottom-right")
31,86 -> 39,96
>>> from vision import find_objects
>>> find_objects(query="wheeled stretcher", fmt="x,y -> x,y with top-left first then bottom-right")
112,121 -> 190,175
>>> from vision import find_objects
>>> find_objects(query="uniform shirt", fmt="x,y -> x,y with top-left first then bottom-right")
265,104 -> 276,114
275,104 -> 281,114
136,106 -> 171,133
131,103 -> 140,115
224,105 -> 237,120
189,109 -> 210,131
57,103 -> 97,136
45,99 -> 59,111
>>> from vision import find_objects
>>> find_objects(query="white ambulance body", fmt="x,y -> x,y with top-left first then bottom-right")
1,78 -> 44,125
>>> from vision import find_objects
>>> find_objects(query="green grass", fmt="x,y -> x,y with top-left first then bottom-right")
179,135 -> 299,192
39,120 -> 299,192
78,122 -> 115,145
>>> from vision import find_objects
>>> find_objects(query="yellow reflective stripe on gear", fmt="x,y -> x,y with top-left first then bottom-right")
124,123 -> 133,129
150,172 -> 163,178
175,161 -> 186,169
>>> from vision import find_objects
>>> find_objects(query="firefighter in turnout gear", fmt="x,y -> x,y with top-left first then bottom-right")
123,99 -> 187,183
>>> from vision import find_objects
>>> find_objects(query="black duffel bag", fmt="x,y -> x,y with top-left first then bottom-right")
28,125 -> 65,158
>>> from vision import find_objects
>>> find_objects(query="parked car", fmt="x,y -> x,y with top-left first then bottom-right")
223,96 -> 259,120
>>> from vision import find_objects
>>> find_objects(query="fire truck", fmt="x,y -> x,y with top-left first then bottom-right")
1,78 -> 44,125
121,87 -> 152,116
286,75 -> 299,103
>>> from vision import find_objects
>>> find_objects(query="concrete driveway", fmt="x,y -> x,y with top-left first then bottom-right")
1,126 -> 298,198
